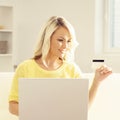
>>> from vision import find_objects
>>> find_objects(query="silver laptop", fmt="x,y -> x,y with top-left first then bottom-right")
19,78 -> 89,120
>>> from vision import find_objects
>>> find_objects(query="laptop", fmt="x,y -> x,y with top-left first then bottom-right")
19,78 -> 89,120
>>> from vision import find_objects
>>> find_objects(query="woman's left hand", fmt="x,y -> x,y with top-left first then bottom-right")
89,65 -> 112,107
94,65 -> 112,83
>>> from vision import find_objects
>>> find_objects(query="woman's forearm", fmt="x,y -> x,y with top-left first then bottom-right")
9,101 -> 19,116
89,65 -> 112,108
89,79 -> 100,108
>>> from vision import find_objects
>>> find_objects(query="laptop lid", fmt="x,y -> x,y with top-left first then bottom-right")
19,78 -> 89,120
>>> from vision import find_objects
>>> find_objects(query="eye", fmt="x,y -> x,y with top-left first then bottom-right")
67,39 -> 72,43
67,40 -> 71,43
58,39 -> 64,42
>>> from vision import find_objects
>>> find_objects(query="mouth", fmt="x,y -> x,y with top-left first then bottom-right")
59,49 -> 66,54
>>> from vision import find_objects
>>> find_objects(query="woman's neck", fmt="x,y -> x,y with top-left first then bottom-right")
36,57 -> 63,70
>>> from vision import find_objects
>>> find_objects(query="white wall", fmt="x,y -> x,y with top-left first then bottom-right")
13,0 -> 95,72
13,0 -> 120,72
94,0 -> 120,73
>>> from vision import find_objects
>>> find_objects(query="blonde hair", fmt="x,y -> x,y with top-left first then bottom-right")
33,16 -> 78,62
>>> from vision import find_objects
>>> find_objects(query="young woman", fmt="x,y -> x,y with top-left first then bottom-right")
9,16 -> 112,116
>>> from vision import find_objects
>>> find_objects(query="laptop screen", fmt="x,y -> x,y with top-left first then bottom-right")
19,78 -> 89,120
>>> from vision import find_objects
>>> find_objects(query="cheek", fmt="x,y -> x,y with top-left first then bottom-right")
50,42 -> 60,52
53,41 -> 62,49
50,39 -> 63,51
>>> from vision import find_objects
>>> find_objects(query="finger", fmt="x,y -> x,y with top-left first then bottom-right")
97,65 -> 107,72
98,65 -> 112,74
100,68 -> 112,74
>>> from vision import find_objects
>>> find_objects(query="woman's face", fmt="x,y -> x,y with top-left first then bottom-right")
49,27 -> 72,59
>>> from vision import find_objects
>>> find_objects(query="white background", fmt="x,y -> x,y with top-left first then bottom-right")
13,0 -> 120,73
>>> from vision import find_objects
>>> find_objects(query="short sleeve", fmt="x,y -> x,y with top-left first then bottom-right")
8,63 -> 25,102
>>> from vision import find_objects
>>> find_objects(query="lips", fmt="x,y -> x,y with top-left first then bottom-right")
59,49 -> 66,54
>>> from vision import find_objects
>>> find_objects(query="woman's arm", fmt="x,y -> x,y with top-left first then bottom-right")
89,65 -> 112,107
9,101 -> 19,116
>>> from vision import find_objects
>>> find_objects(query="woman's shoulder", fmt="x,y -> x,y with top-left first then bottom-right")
63,61 -> 81,71
21,59 -> 34,64
63,61 -> 82,78
16,59 -> 35,69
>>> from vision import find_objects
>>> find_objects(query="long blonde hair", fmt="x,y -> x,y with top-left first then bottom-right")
33,16 -> 78,62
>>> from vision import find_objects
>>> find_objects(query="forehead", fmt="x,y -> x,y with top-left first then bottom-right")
52,27 -> 71,39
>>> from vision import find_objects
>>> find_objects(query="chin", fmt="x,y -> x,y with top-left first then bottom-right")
59,54 -> 65,60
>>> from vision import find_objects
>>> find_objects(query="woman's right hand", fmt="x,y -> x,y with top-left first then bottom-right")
9,101 -> 19,116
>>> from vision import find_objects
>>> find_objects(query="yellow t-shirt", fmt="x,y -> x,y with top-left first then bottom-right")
9,59 -> 82,102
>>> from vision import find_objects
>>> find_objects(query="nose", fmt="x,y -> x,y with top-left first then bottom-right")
62,41 -> 67,49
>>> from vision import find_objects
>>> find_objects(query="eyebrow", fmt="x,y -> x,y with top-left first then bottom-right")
58,37 -> 65,40
58,36 -> 72,41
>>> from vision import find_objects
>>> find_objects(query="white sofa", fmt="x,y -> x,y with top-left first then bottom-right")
0,72 -> 120,120
0,72 -> 18,120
